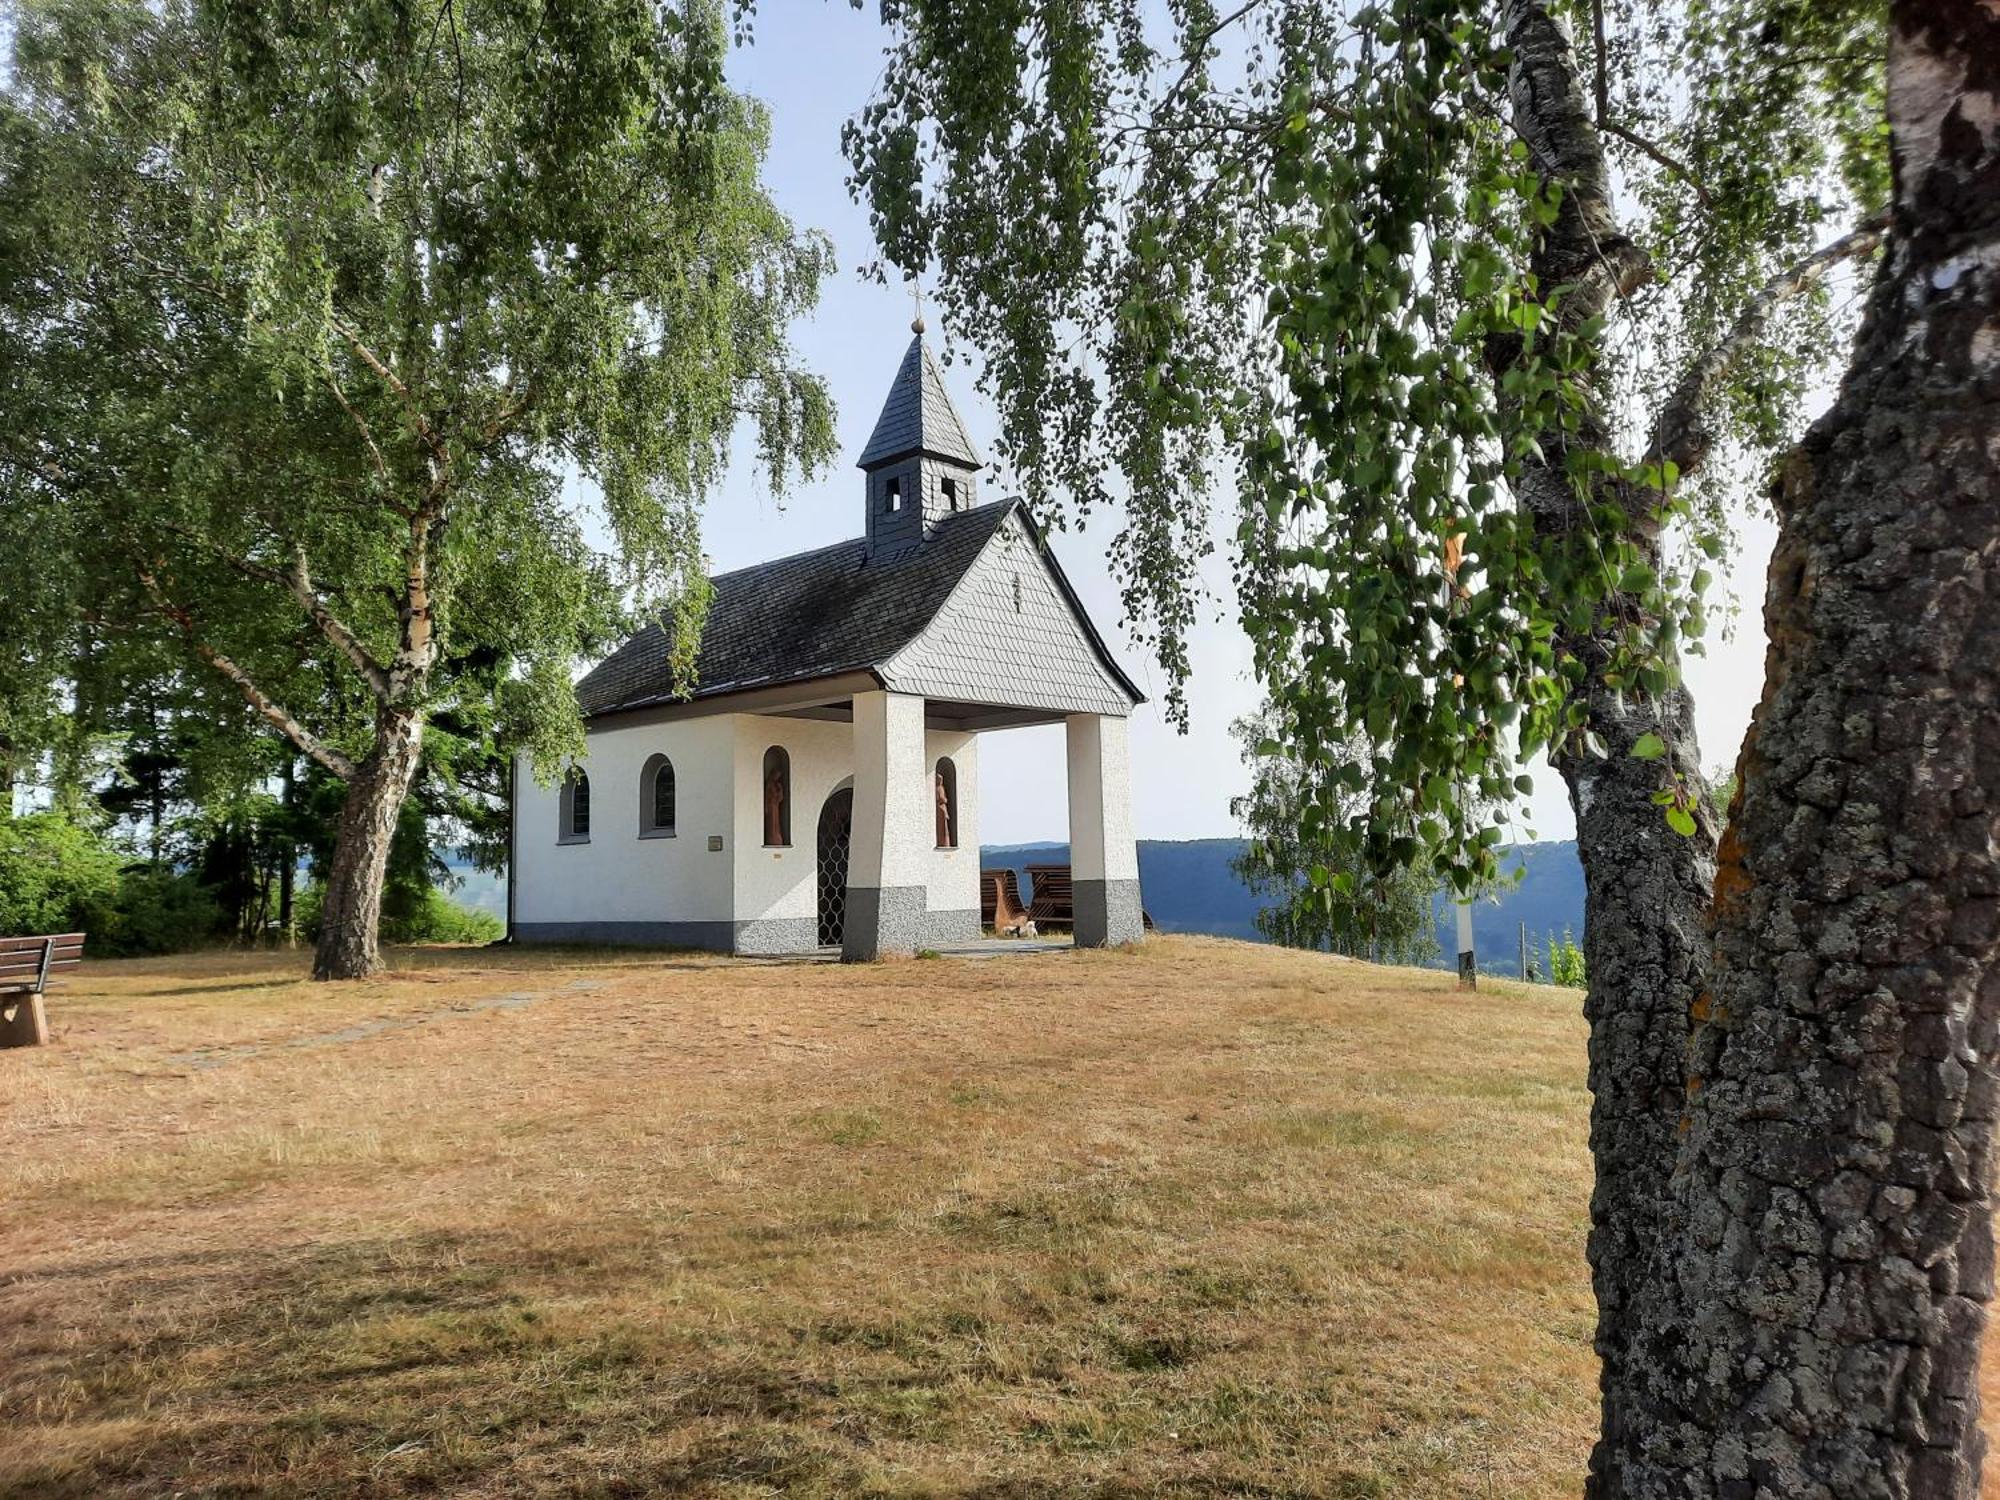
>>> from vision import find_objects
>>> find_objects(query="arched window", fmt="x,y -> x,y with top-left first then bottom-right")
559,769 -> 591,843
934,758 -> 959,849
761,746 -> 791,847
640,754 -> 676,837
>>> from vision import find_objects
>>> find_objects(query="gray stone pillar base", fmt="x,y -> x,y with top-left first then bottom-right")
1074,878 -> 1144,948
843,885 -> 928,961
920,908 -> 981,948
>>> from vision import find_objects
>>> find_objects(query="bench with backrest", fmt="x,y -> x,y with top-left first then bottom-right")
0,933 -> 85,1048
1024,863 -> 1075,931
1020,865 -> 1156,938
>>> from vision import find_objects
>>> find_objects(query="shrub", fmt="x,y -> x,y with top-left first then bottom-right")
1547,928 -> 1587,989
298,883 -> 502,945
106,870 -> 224,956
392,888 -> 504,945
0,812 -> 122,937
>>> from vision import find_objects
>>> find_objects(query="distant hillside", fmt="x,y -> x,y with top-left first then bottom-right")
449,835 -> 1587,973
983,838 -> 1586,974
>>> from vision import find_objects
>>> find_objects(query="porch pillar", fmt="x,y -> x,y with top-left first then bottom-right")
1066,713 -> 1143,947
844,689 -> 930,960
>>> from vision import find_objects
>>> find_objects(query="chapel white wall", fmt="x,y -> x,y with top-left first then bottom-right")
926,728 -> 978,916
730,713 -> 981,927
731,714 -> 852,926
512,715 -> 737,926
517,705 -> 985,941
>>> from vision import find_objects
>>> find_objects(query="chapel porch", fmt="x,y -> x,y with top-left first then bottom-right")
741,678 -> 1143,961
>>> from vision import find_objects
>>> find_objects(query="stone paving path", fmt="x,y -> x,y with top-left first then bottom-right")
163,978 -> 608,1070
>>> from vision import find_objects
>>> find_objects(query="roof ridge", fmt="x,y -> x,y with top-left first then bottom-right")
574,500 -> 1024,720
704,499 -> 1010,586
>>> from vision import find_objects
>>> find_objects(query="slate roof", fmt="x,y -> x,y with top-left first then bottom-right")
576,499 -> 1145,720
856,335 -> 984,470
577,500 -> 1015,718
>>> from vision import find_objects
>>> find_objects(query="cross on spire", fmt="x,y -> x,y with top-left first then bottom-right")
909,278 -> 926,336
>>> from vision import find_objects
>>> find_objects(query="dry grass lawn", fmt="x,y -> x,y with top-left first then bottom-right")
0,936 -> 1990,1497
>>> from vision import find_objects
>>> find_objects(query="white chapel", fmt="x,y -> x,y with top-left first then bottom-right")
509,325 -> 1145,959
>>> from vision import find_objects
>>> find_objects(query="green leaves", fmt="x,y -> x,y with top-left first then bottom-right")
1227,704 -> 1442,965
1631,733 -> 1669,761
3,0 -> 835,792
844,0 -> 1878,906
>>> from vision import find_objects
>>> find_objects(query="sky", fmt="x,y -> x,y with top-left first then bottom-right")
639,11 -> 1781,848
0,7 -> 1806,850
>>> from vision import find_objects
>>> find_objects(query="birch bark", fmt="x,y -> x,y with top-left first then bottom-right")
1622,2 -> 2000,1492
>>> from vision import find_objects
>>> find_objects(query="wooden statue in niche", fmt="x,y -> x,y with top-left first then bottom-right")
763,758 -> 787,846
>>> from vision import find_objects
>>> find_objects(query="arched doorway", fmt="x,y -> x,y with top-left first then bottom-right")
815,786 -> 854,948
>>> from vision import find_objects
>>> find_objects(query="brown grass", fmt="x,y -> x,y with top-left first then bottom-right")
0,937 -> 1986,1497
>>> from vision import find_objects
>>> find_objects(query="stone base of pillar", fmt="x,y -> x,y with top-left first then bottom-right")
1073,878 -> 1144,948
842,885 -> 928,962
0,994 -> 50,1048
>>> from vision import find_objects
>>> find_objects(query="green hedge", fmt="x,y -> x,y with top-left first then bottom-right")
0,813 -> 223,955
296,882 -> 503,946
1,812 -> 499,954
0,813 -> 121,936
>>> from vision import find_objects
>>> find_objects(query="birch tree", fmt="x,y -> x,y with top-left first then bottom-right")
838,0 -> 1902,1488
1619,2 -> 2000,1490
0,0 -> 835,978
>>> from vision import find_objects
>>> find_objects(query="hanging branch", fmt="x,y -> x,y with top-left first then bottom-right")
1647,210 -> 1889,474
151,522 -> 396,702
136,565 -> 359,782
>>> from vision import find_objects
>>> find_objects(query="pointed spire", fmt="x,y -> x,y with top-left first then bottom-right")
857,333 -> 983,471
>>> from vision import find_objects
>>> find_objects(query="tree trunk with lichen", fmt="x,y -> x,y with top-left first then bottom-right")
1495,8 -> 1721,1492
311,705 -> 423,981
1618,3 -> 2000,1492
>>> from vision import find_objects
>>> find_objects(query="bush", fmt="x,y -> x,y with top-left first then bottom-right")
0,812 -> 238,954
391,888 -> 504,945
1547,928 -> 1587,989
106,870 -> 223,956
298,882 -> 503,946
0,812 -> 122,936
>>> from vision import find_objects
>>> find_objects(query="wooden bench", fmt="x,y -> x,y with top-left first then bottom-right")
1,933 -> 85,1048
1024,864 -> 1074,930
1021,865 -> 1156,936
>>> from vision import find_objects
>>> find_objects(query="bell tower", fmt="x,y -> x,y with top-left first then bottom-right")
857,316 -> 983,558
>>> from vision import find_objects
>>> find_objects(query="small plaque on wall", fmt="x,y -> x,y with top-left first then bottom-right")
707,834 -> 724,852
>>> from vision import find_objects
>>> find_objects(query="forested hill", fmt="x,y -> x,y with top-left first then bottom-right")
981,838 -> 1587,971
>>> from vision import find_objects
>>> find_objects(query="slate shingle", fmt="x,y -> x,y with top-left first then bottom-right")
856,336 -> 983,470
576,500 -> 1017,718
883,509 -> 1139,717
